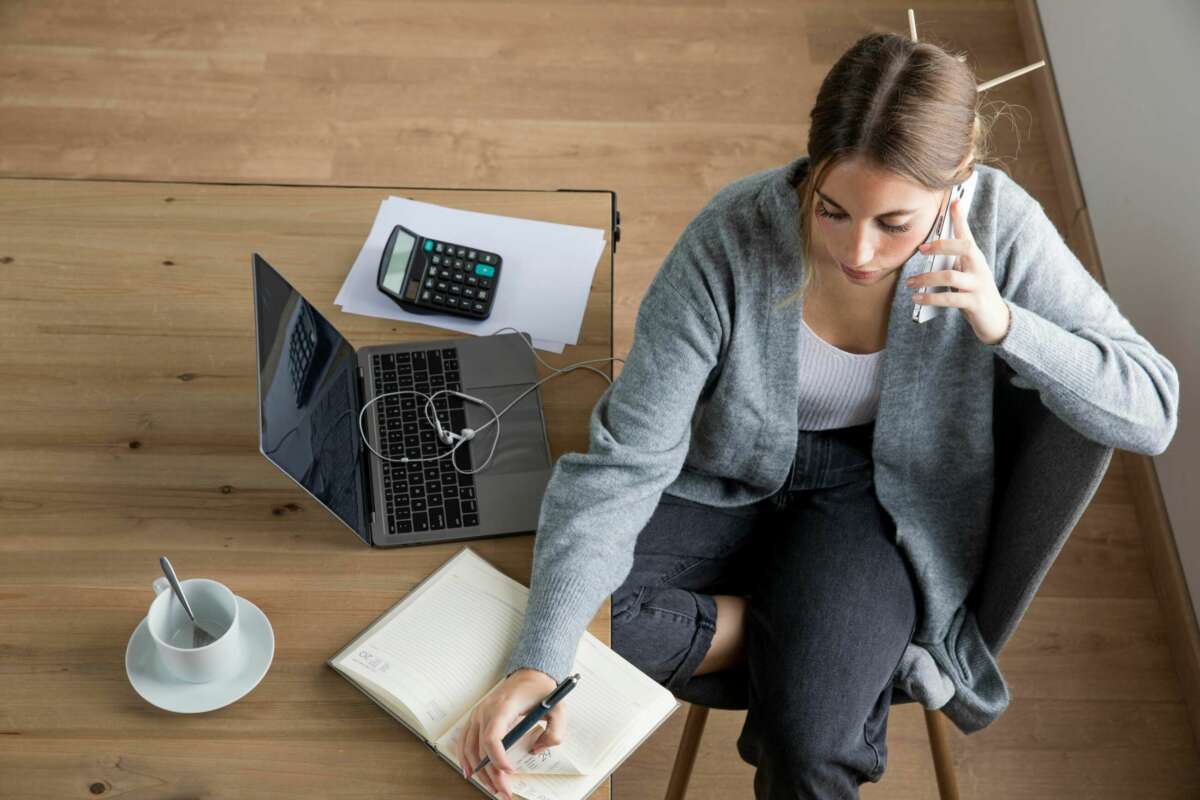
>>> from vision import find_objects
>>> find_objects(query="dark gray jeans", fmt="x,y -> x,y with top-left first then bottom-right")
610,420 -> 919,799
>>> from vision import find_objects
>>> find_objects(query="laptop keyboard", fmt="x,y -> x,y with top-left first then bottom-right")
371,347 -> 480,535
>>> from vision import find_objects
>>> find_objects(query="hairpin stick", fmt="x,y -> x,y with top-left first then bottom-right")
908,7 -> 965,59
907,8 -> 1041,89
977,60 -> 1046,92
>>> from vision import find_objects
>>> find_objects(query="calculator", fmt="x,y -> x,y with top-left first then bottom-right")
377,224 -> 502,321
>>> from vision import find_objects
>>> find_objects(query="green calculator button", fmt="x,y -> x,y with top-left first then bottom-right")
424,240 -> 434,252
474,264 -> 495,277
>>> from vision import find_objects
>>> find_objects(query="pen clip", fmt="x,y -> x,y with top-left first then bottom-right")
540,673 -> 579,708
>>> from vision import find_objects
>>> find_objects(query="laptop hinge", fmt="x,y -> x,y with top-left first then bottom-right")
356,366 -> 376,535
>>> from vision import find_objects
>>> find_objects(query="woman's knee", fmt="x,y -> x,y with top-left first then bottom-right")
610,585 -> 717,688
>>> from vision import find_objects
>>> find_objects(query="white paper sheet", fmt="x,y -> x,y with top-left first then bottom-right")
336,197 -> 607,355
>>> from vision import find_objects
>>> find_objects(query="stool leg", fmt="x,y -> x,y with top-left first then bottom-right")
664,704 -> 710,800
923,708 -> 960,800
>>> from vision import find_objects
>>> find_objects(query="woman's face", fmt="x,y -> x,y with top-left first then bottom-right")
811,156 -> 948,288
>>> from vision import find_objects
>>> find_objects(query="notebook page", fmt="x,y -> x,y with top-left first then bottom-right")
333,548 -> 531,743
490,634 -> 678,800
430,633 -> 679,800
438,709 -> 591,776
331,546 -> 678,800
328,660 -> 431,741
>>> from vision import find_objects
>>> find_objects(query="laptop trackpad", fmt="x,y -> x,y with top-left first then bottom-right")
462,385 -> 550,476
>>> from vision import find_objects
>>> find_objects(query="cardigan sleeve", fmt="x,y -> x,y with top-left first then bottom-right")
985,198 -> 1179,455
502,207 -> 726,683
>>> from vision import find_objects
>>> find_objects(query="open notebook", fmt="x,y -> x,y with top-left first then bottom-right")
327,546 -> 680,800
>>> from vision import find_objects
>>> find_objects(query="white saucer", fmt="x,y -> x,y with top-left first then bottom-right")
125,595 -> 274,713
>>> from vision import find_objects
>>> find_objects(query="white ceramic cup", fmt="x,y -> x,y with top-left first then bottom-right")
148,576 -> 244,684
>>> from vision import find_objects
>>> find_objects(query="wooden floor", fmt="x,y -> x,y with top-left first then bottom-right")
3,1 -> 1197,796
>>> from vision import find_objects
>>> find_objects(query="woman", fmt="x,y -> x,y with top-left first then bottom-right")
456,32 -> 1179,800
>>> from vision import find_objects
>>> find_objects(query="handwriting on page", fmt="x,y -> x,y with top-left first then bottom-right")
441,716 -> 587,776
517,747 -> 556,770
348,648 -> 390,675
510,729 -> 586,774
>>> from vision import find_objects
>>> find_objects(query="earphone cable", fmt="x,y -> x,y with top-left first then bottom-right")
356,327 -> 625,476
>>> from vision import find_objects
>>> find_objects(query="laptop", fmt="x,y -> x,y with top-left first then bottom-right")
251,253 -> 553,547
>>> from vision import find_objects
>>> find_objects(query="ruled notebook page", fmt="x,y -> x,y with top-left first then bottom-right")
330,547 -> 679,800
332,549 -> 528,743
435,634 -> 680,800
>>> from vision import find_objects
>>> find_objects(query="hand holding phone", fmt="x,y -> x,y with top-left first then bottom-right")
906,173 -> 1012,345
911,170 -> 979,324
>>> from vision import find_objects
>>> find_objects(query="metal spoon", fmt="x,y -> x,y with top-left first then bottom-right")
159,556 -> 221,648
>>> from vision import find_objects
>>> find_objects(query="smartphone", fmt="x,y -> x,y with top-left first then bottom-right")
911,169 -> 979,324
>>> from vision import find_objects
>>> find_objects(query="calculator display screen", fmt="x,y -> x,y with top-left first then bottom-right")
381,229 -> 417,295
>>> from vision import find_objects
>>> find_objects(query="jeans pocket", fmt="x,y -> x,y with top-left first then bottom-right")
659,492 -> 759,519
640,495 -> 758,563
612,584 -> 647,626
658,555 -> 717,586
831,458 -> 871,473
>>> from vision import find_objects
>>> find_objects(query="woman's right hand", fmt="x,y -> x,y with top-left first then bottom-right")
458,667 -> 567,800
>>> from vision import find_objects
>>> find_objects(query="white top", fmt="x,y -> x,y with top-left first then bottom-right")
797,305 -> 884,430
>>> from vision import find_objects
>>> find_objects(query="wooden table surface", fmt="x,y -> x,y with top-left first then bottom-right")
0,177 -> 614,799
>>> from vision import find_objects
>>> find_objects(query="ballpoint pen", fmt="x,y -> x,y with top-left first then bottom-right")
467,673 -> 581,779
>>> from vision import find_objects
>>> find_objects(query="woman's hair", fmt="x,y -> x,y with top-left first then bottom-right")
780,31 -> 1011,309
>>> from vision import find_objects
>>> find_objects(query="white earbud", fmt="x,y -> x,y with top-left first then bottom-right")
356,327 -> 625,477
440,427 -> 476,445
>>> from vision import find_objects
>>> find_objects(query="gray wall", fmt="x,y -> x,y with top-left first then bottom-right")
1036,1 -> 1197,617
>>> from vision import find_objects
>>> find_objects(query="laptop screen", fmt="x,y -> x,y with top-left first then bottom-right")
251,255 -> 370,543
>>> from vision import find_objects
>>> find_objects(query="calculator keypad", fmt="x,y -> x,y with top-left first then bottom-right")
414,238 -> 501,319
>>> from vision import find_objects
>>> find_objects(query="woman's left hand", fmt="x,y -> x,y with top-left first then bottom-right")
906,197 -> 1012,346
